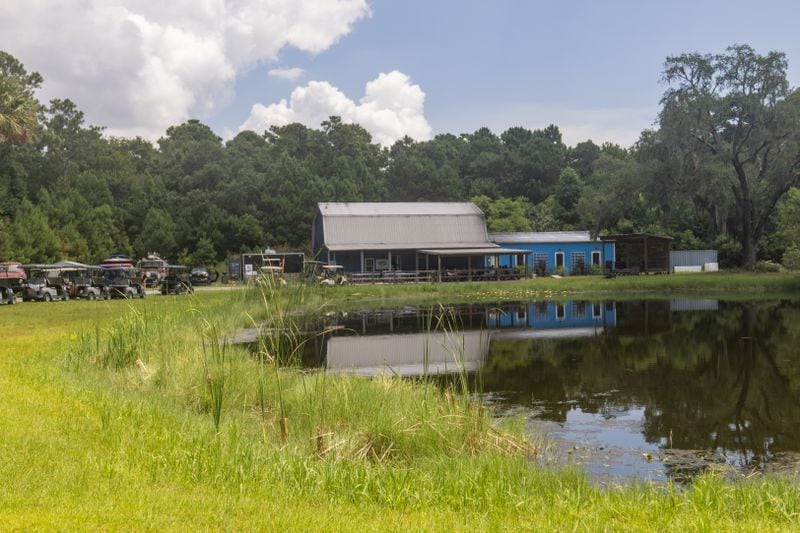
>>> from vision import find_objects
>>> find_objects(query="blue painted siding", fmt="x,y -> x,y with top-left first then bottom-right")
330,251 -> 361,272
486,300 -> 617,329
497,241 -> 615,275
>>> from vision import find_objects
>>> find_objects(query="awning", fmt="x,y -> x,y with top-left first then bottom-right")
418,247 -> 529,256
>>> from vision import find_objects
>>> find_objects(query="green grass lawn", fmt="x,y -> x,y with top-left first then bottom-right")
2,277 -> 799,530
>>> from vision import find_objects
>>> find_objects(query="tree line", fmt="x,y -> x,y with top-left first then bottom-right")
1,45 -> 799,269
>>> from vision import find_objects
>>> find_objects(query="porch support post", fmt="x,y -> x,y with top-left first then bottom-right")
601,241 -> 605,276
643,236 -> 648,274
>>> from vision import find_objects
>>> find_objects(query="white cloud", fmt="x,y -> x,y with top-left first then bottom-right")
268,67 -> 306,81
0,0 -> 370,139
240,71 -> 433,146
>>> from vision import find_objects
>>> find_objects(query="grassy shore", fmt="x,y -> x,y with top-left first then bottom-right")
318,271 -> 800,309
2,276 -> 799,530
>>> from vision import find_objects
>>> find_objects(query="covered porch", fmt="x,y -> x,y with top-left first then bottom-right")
418,247 -> 529,282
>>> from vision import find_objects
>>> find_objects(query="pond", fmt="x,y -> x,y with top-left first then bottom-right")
287,298 -> 800,483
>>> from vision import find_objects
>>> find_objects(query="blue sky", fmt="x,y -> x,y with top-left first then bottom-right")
212,0 -> 800,146
3,0 -> 799,147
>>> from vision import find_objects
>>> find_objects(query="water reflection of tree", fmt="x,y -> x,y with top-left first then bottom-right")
481,300 -> 800,465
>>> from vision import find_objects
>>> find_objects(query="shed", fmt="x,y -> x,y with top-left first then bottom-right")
490,231 -> 615,276
600,233 -> 673,274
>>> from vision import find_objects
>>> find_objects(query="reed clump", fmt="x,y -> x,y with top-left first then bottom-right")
7,280 -> 797,529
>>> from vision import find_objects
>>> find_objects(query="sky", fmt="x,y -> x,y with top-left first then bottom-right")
2,0 -> 800,147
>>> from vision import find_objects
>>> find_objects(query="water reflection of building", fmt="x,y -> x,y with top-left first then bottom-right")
326,331 -> 488,376
324,300 -> 617,375
487,300 -> 617,337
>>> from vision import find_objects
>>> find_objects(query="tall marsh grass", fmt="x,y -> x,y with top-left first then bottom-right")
36,279 -> 800,529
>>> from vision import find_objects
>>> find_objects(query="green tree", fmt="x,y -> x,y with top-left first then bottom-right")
9,200 -> 60,262
471,195 -> 532,232
387,135 -> 464,201
659,44 -> 800,268
190,237 -> 217,266
553,166 -> 583,226
776,187 -> 800,268
0,51 -> 41,144
134,207 -> 178,260
577,151 -> 639,236
157,120 -> 226,193
499,125 -> 566,203
568,140 -> 600,178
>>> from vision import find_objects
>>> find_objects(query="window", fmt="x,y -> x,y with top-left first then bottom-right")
572,301 -> 587,319
570,251 -> 586,274
555,252 -> 565,269
591,251 -> 601,266
364,258 -> 375,272
534,301 -> 549,320
533,253 -> 548,275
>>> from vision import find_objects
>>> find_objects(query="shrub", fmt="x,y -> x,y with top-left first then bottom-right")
754,260 -> 782,273
782,245 -> 800,271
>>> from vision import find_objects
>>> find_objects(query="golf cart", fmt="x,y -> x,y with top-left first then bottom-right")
103,266 -> 146,299
21,264 -> 71,302
319,264 -> 347,286
0,262 -> 26,305
160,265 -> 193,295
54,261 -> 110,300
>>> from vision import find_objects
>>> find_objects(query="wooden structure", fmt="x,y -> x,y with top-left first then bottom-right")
600,233 -> 673,274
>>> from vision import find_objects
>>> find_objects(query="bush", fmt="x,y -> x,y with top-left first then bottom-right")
782,246 -> 800,271
552,266 -> 566,276
754,260 -> 782,273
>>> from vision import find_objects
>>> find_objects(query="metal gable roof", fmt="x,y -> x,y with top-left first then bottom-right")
318,202 -> 483,217
489,230 -> 595,244
319,202 -> 493,250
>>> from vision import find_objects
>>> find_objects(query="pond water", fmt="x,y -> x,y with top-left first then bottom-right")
291,299 -> 800,483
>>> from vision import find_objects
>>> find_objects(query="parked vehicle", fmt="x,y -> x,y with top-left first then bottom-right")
137,252 -> 169,287
100,253 -> 135,269
189,267 -> 219,285
0,262 -> 26,305
54,261 -> 110,300
103,266 -> 146,299
319,264 -> 347,286
161,266 -> 193,295
21,264 -> 71,302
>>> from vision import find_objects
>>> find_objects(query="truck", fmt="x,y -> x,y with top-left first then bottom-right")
137,252 -> 169,288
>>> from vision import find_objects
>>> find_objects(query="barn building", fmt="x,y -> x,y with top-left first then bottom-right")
490,231 -> 615,276
312,202 -> 529,281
